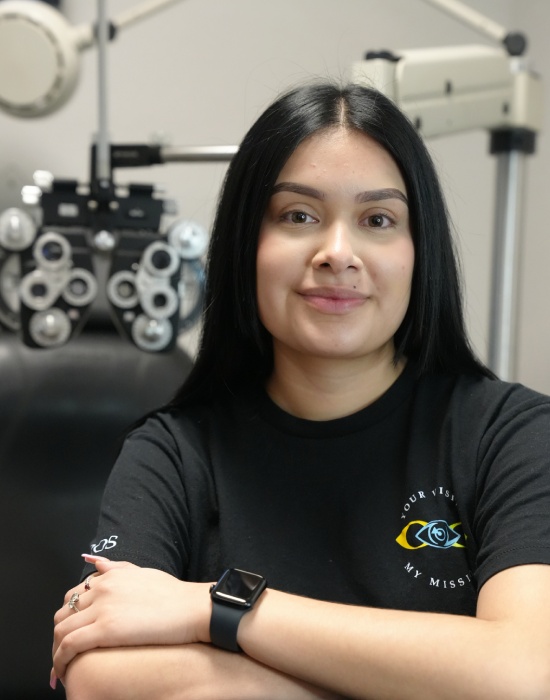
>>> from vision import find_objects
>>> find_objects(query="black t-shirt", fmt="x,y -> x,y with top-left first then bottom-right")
85,365 -> 550,616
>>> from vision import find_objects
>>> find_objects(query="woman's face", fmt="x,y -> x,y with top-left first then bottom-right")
257,127 -> 414,367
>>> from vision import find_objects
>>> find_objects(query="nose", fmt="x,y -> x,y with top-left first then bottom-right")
311,221 -> 363,274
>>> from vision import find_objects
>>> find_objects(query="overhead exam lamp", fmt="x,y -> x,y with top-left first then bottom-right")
0,0 -> 239,163
0,0 -> 187,117
351,0 -> 543,380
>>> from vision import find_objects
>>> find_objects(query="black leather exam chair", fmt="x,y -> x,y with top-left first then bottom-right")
0,324 -> 192,699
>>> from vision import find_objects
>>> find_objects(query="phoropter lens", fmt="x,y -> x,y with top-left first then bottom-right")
151,249 -> 172,270
30,283 -> 48,297
42,240 -> 64,262
68,278 -> 87,297
33,232 -> 71,270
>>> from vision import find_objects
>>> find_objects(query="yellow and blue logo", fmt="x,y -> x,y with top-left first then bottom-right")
396,519 -> 466,550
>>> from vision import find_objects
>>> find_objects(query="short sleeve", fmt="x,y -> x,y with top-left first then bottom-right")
473,386 -> 550,588
83,413 -> 196,578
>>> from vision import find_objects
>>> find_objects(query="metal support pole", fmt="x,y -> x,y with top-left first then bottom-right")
419,0 -> 506,43
488,152 -> 526,379
160,145 -> 238,163
488,129 -> 535,380
96,0 -> 111,187
418,0 -> 526,55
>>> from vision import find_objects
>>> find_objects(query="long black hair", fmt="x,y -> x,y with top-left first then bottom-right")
171,82 -> 493,407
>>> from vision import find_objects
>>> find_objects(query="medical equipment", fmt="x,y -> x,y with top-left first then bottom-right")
0,0 -> 213,351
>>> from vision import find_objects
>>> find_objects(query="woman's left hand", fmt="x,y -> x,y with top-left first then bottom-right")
52,555 -> 212,682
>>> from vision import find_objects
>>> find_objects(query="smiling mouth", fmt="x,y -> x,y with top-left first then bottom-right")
299,288 -> 368,314
300,287 -> 368,300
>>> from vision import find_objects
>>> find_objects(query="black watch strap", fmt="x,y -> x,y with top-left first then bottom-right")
210,602 -> 248,652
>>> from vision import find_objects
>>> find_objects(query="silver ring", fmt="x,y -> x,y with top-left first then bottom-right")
84,576 -> 92,591
68,592 -> 80,612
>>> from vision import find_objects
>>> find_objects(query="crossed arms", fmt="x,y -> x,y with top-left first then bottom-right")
52,556 -> 550,700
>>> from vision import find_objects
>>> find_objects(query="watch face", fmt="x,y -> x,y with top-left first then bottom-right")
213,568 -> 266,606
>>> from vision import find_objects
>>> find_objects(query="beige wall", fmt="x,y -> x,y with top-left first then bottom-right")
509,0 -> 550,392
1,0 -> 548,391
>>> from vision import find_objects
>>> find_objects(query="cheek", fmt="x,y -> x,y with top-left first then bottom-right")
256,237 -> 282,322
370,241 -> 415,294
256,230 -> 298,294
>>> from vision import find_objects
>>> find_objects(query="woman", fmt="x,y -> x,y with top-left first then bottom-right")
52,83 -> 550,699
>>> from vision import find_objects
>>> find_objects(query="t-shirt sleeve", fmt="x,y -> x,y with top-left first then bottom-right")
473,385 -> 550,588
82,413 -> 198,579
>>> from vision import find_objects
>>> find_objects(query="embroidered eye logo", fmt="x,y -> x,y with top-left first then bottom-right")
415,520 -> 461,549
396,520 -> 465,550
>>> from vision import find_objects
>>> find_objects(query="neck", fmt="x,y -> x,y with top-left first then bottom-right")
266,345 -> 406,421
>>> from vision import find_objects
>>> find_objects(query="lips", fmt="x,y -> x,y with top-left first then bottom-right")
298,286 -> 368,313
300,286 -> 366,300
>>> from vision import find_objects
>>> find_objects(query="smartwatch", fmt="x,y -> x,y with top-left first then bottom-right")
209,568 -> 268,652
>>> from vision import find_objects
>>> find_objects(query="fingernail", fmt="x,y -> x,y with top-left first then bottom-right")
50,670 -> 57,690
81,553 -> 110,563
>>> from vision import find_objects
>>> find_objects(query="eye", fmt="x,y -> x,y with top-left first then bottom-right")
364,213 -> 394,229
281,210 -> 317,225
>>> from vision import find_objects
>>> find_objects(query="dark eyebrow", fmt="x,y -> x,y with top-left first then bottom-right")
271,182 -> 325,200
271,182 -> 408,206
356,188 -> 408,205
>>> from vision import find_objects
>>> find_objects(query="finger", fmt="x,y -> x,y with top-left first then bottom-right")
55,588 -> 94,626
92,559 -> 136,575
52,606 -> 95,661
83,572 -> 99,591
53,616 -> 100,681
82,553 -> 111,565
62,585 -> 80,606
82,553 -> 135,575
53,592 -> 93,630
60,572 -> 96,609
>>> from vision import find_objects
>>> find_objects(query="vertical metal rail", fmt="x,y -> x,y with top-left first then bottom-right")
488,151 -> 527,379
96,0 -> 111,187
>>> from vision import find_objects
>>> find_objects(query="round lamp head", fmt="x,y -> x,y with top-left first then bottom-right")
0,1 -> 81,117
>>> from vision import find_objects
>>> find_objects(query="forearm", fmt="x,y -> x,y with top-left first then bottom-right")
63,643 -> 345,700
53,560 -> 550,700
238,581 -> 550,700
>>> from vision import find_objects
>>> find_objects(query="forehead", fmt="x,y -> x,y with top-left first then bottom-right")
275,127 -> 407,195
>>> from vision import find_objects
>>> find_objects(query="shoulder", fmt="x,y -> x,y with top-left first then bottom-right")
408,371 -> 550,464
127,388 -> 257,453
417,371 -> 550,420
125,402 -> 213,458
410,372 -> 550,484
